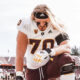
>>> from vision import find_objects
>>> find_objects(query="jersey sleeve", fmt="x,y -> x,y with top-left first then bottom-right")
17,18 -> 29,35
55,33 -> 69,45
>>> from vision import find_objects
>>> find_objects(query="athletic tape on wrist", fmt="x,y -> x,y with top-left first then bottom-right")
16,71 -> 24,78
50,49 -> 56,56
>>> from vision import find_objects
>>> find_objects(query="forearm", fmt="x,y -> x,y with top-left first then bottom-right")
45,40 -> 71,57
55,42 -> 71,55
16,31 -> 28,71
54,47 -> 71,56
16,45 -> 25,71
15,51 -> 25,80
16,56 -> 24,80
16,55 -> 24,71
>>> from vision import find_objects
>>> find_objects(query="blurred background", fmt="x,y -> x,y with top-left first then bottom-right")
0,0 -> 80,56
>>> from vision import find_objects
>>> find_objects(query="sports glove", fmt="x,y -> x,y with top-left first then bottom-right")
33,50 -> 50,67
26,50 -> 50,69
45,48 -> 56,57
16,76 -> 23,80
45,44 -> 71,57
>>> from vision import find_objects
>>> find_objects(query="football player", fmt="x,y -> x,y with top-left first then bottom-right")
16,4 -> 75,80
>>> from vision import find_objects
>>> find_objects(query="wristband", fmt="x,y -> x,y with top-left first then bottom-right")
50,49 -> 56,56
16,71 -> 24,78
45,48 -> 56,57
45,48 -> 52,53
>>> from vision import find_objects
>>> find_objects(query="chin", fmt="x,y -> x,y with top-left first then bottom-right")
40,29 -> 45,31
40,28 -> 46,31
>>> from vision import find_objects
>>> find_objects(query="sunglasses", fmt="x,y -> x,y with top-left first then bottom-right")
34,12 -> 48,19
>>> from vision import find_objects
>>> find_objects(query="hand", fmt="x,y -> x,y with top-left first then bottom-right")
16,71 -> 24,80
33,50 -> 50,67
26,50 -> 50,69
33,50 -> 49,63
16,76 -> 23,80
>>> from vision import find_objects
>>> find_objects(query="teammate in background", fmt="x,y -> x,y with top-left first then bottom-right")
16,4 -> 75,80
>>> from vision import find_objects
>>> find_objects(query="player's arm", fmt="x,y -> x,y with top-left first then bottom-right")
16,31 -> 28,80
45,33 -> 71,56
54,40 -> 71,56
55,33 -> 71,55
